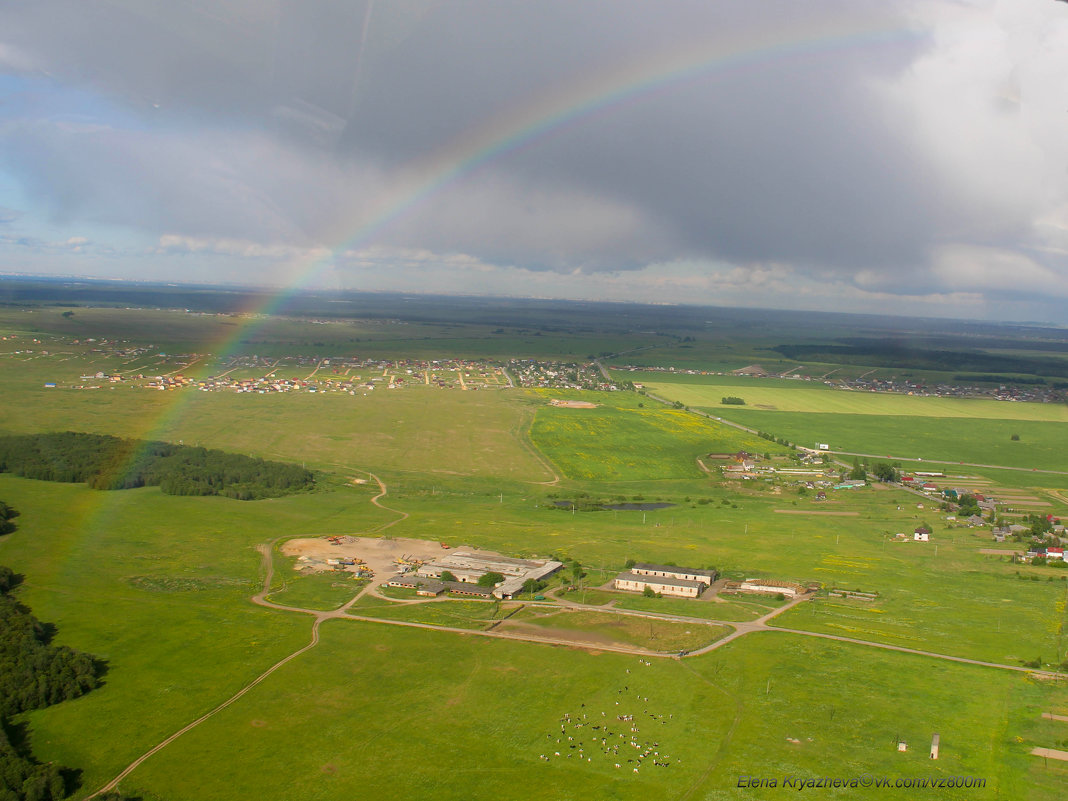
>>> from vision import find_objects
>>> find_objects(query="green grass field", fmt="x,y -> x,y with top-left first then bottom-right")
568,588 -> 781,622
266,569 -> 366,611
97,623 -> 1068,801
349,598 -> 508,629
528,391 -> 786,482
625,374 -> 1068,472
641,378 -> 1068,421
4,303 -> 1068,800
504,606 -> 730,651
0,356 -> 554,483
716,409 -> 1068,472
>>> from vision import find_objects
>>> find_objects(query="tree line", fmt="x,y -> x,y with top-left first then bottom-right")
0,507 -> 143,801
0,502 -> 16,536
0,506 -> 101,801
0,432 -> 315,500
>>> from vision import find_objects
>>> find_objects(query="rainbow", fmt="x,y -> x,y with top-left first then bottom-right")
64,11 -> 923,524
232,11 -> 923,330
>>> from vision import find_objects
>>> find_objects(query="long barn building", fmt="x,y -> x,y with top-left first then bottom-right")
613,563 -> 718,598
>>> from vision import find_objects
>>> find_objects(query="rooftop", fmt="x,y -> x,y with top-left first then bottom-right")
632,563 -> 717,579
616,571 -> 707,590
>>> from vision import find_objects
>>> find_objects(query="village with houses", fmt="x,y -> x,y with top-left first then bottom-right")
613,362 -> 1068,404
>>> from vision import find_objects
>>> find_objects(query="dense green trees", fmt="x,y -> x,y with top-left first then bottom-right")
0,432 -> 314,500
0,589 -> 99,720
0,726 -> 67,801
0,537 -> 102,800
956,494 -> 981,517
870,462 -> 899,483
0,501 -> 17,536
477,571 -> 505,587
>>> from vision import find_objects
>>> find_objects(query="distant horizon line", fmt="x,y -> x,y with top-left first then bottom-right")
0,270 -> 1062,330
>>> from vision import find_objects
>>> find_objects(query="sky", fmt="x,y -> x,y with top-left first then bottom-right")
1,0 -> 1067,322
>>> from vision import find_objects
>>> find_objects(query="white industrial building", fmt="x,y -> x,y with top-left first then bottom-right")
416,551 -> 563,599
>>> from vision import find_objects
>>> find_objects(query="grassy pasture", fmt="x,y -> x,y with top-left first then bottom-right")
528,392 -> 786,482
5,302 -> 1068,799
265,569 -> 366,611
114,621 -> 1067,801
570,588 -> 781,622
641,378 -> 1068,421
504,606 -> 730,651
712,409 -> 1068,473
0,353 -> 553,482
0,475 -> 366,794
382,481 -> 1068,666
350,598 -> 507,629
5,470 -> 1062,797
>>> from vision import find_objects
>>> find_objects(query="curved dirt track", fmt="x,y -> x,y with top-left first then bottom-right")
92,470 -> 1066,797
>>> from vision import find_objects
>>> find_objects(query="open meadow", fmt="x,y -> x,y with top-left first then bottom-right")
528,390 -> 788,482
639,377 -> 1068,421
2,299 -> 1068,799
620,372 -> 1068,472
67,622 -> 1068,801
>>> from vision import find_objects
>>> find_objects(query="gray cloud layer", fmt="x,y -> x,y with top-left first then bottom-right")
1,0 -> 1067,314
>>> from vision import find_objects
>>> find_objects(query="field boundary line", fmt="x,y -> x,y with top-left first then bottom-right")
513,404 -> 561,485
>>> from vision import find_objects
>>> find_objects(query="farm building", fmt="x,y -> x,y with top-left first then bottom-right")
387,575 -> 446,596
613,572 -> 706,598
630,563 -> 718,585
416,551 -> 563,599
914,527 -> 931,542
443,582 -> 494,598
733,578 -> 806,597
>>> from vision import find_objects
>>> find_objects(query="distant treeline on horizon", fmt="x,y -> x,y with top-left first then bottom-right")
0,432 -> 315,500
775,342 -> 1068,382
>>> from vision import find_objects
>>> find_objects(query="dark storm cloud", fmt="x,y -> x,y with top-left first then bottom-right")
0,0 -> 1065,303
